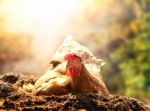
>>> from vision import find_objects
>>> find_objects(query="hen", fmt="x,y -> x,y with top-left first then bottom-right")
23,36 -> 109,97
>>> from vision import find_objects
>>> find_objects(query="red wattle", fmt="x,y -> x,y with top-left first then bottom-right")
67,67 -> 78,77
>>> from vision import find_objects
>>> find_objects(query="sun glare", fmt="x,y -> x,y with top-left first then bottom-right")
0,0 -> 81,34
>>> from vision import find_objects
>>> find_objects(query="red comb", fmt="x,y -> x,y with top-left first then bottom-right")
64,53 -> 78,61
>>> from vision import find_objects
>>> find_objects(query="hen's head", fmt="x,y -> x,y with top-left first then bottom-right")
64,53 -> 83,78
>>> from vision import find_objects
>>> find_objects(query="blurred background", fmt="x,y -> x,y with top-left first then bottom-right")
0,0 -> 149,103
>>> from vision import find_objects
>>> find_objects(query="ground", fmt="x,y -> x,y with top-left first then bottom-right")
0,73 -> 149,111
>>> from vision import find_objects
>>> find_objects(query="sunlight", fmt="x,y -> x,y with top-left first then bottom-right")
0,0 -> 81,33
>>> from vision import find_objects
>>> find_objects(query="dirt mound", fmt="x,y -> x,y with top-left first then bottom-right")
0,73 -> 149,111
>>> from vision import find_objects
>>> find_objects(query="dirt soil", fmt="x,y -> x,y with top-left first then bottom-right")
0,73 -> 149,111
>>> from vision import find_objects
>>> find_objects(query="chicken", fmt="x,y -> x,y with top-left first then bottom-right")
22,36 -> 109,97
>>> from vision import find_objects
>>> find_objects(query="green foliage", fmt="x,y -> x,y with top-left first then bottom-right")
108,2 -> 150,98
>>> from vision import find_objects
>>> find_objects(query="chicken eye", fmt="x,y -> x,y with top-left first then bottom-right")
49,60 -> 61,69
70,57 -> 81,64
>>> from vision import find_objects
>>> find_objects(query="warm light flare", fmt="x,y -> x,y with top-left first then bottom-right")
0,0 -> 81,33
